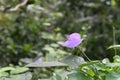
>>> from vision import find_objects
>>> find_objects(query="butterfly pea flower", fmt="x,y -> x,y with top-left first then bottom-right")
35,58 -> 42,62
62,33 -> 83,48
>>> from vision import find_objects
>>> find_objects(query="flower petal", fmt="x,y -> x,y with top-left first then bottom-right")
69,33 -> 81,40
35,58 -> 42,62
62,39 -> 83,48
62,33 -> 83,48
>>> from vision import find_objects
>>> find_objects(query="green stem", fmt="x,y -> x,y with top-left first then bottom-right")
113,26 -> 117,55
81,50 -> 91,61
79,47 -> 91,61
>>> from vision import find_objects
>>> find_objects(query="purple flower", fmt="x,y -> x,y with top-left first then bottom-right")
62,33 -> 83,48
35,58 -> 42,63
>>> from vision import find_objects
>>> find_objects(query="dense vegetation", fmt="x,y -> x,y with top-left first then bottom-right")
0,0 -> 120,80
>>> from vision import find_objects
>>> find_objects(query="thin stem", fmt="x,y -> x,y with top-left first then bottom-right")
72,48 -> 75,55
113,26 -> 117,55
81,50 -> 91,61
79,47 -> 91,61
76,47 -> 80,56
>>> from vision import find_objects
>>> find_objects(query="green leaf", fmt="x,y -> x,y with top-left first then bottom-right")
61,55 -> 85,68
38,79 -> 50,80
111,0 -> 117,8
43,45 -> 57,57
10,72 -> 32,80
79,60 -> 99,68
105,72 -> 120,80
0,72 -> 9,77
52,73 -> 62,80
26,61 -> 68,67
0,72 -> 32,80
52,71 -> 69,80
86,69 -> 95,77
113,55 -> 120,63
0,77 -> 13,80
102,58 -> 110,64
10,67 -> 29,75
106,63 -> 120,67
0,67 -> 15,73
108,45 -> 120,49
23,44 -> 32,52
68,71 -> 92,80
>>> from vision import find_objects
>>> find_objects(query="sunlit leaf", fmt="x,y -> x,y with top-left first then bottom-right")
113,55 -> 120,63
0,67 -> 15,73
10,67 -> 29,75
86,69 -> 95,77
108,45 -> 120,49
102,58 -> 110,64
111,0 -> 117,8
0,72 -> 9,77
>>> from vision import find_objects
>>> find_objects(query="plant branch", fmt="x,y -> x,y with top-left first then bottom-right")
9,0 -> 28,12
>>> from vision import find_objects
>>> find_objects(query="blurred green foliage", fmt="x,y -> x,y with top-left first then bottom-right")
0,0 -> 120,66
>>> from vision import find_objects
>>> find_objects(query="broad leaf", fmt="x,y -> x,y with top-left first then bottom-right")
106,63 -> 120,67
0,77 -> 13,80
26,61 -> 68,67
11,72 -> 32,80
0,72 -> 32,80
52,73 -> 62,80
38,79 -> 50,80
52,71 -> 70,80
68,71 -> 92,80
61,55 -> 85,68
105,72 -> 120,80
